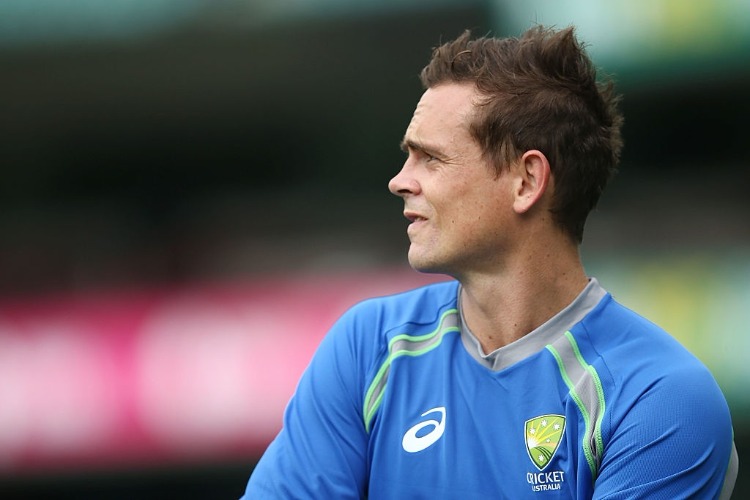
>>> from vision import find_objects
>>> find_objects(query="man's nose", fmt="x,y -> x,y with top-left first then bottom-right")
388,161 -> 420,197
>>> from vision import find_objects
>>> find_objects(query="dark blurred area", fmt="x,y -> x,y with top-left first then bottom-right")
1,0 -> 748,497
1,7 -> 448,296
5,0 -> 748,298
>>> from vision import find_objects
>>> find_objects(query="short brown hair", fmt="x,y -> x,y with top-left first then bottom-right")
420,26 -> 624,243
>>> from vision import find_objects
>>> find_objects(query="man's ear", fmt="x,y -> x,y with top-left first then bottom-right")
512,149 -> 551,214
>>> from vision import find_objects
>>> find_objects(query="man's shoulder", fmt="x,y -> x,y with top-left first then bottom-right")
585,295 -> 690,350
581,294 -> 721,390
325,279 -> 460,364
348,279 -> 459,323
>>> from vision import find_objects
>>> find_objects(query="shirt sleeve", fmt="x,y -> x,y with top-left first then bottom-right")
593,361 -> 738,500
241,306 -> 371,499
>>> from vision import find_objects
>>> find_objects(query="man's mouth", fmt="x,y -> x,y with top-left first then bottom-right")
404,211 -> 427,223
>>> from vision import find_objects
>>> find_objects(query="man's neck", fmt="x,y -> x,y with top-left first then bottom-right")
457,246 -> 588,354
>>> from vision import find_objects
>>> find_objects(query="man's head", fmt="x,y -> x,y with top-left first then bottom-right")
419,26 -> 623,243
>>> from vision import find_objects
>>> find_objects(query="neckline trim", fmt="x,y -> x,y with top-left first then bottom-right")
458,278 -> 607,371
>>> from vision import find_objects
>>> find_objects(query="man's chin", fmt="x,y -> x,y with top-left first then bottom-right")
408,254 -> 445,275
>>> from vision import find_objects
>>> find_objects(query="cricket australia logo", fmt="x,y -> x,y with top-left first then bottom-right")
525,414 -> 565,470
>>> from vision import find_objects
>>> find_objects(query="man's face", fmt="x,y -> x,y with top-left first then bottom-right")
389,83 -> 516,277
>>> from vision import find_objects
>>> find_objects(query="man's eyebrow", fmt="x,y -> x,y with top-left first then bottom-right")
399,138 -> 441,156
399,138 -> 414,153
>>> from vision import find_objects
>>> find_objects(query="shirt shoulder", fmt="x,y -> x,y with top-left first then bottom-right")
338,279 -> 460,344
580,294 -> 713,375
574,294 -> 726,405
569,295 -> 736,498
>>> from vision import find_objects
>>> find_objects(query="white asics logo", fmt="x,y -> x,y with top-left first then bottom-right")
401,407 -> 446,453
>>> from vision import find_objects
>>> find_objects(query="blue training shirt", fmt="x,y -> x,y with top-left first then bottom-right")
243,279 -> 738,499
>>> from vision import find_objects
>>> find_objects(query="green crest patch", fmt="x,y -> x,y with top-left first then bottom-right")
525,414 -> 565,470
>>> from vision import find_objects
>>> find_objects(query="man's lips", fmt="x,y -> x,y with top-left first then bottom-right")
404,211 -> 428,238
403,211 -> 428,223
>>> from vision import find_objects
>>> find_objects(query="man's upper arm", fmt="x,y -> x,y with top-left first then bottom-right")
242,308 -> 372,499
594,364 -> 737,499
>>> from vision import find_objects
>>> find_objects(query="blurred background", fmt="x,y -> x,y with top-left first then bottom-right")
1,0 -> 748,497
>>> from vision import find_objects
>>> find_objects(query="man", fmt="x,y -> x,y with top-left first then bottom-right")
242,26 -> 738,498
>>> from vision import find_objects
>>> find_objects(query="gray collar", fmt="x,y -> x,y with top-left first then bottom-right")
459,278 -> 607,371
